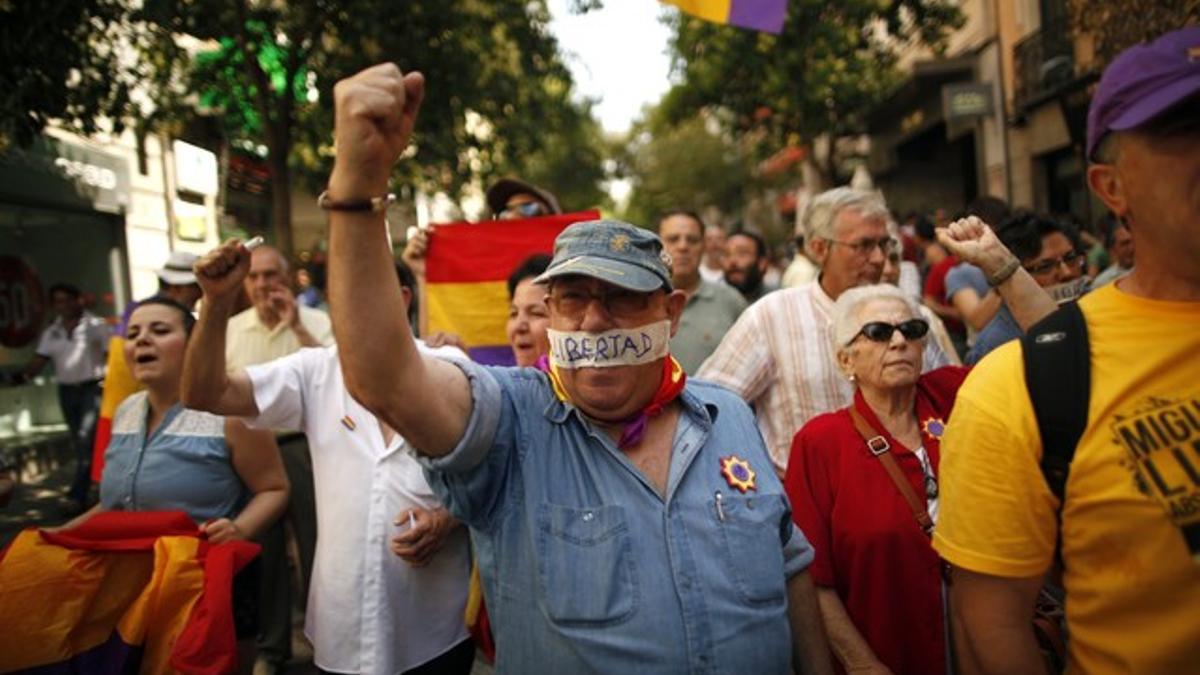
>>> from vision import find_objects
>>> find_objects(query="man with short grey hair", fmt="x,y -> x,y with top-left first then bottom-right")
699,187 -> 952,473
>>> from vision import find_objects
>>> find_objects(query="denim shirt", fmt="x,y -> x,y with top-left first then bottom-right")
421,361 -> 814,674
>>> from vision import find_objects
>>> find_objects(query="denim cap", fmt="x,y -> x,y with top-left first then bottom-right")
1086,26 -> 1200,159
534,219 -> 673,292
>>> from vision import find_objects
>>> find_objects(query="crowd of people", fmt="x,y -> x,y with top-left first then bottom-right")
5,25 -> 1197,675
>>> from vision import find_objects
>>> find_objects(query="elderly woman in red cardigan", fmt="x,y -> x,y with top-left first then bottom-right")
783,217 -> 1060,675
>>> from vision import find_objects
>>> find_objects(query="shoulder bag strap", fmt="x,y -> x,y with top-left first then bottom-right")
847,406 -> 934,536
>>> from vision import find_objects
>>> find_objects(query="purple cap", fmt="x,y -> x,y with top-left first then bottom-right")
1086,26 -> 1200,159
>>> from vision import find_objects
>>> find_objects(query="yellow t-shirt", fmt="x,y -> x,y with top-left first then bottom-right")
933,283 -> 1200,674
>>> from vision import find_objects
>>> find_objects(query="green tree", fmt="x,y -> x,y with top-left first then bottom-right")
0,0 -> 135,149
3,1 -> 610,254
617,109 -> 755,229
139,0 -> 605,255
661,0 -> 963,184
513,99 -> 613,213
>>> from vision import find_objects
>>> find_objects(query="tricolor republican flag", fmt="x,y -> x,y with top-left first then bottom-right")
0,511 -> 259,674
424,211 -> 599,366
663,0 -> 789,34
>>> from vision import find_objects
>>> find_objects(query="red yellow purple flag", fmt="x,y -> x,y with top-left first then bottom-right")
424,211 -> 599,365
662,0 -> 788,34
0,511 -> 258,674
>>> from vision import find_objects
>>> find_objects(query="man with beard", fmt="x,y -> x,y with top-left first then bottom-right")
320,62 -> 834,675
723,229 -> 776,304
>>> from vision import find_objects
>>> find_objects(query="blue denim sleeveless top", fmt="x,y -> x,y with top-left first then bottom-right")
100,391 -> 246,523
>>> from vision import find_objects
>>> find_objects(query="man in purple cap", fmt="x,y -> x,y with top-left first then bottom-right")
932,27 -> 1200,673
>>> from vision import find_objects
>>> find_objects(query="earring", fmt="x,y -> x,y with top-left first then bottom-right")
847,373 -> 857,383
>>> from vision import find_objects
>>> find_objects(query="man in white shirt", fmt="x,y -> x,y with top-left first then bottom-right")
20,283 -> 110,510
699,189 -> 951,473
224,243 -> 332,672
184,241 -> 474,675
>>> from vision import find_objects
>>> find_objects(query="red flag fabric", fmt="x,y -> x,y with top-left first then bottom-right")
424,211 -> 598,365
0,511 -> 258,674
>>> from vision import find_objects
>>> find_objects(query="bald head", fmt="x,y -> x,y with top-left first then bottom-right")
246,244 -> 290,316
251,245 -> 289,274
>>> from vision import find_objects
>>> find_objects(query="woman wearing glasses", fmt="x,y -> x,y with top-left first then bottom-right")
782,217 -> 1060,675
958,211 -> 1088,364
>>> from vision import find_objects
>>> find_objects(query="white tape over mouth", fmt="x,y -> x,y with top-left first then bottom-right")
548,320 -> 671,369
1046,277 -> 1090,304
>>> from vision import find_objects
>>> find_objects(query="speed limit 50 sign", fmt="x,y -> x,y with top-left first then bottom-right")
0,256 -> 46,348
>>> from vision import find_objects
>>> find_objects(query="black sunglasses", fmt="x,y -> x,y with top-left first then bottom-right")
849,318 -> 930,345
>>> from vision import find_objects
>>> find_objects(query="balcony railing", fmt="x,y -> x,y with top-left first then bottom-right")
1013,28 -> 1075,109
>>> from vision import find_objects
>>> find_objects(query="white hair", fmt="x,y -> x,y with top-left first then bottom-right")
832,284 -> 923,348
800,187 -> 890,255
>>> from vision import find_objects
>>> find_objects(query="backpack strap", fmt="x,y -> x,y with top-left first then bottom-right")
1020,301 -> 1090,502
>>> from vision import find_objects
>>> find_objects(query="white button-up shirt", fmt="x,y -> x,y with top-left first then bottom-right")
244,342 -> 470,674
35,311 -> 110,384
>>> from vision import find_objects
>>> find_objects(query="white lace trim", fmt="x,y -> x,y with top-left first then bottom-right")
163,408 -> 225,438
111,391 -> 148,435
110,392 -> 223,438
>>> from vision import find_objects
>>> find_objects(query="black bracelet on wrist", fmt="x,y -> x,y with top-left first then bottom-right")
987,256 -> 1021,287
317,190 -> 395,212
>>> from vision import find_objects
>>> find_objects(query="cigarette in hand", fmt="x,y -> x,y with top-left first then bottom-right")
409,511 -> 417,530
243,236 -> 265,251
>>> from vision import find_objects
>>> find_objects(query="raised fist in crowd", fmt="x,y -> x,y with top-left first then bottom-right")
328,63 -> 426,201
193,238 -> 252,304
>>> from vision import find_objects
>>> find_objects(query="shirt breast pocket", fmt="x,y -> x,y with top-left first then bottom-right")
535,502 -> 638,626
715,493 -> 788,605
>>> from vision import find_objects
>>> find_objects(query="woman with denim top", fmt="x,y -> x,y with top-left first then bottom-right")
58,296 -> 288,664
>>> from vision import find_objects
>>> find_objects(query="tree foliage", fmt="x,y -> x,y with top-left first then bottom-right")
661,0 -> 964,177
616,109 -> 755,230
0,0 -> 135,148
1067,0 -> 1199,65
2,0 -> 611,252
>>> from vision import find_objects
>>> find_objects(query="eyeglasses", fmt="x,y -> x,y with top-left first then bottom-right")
497,201 -> 549,220
1023,251 -> 1084,276
547,286 -> 656,319
826,237 -> 899,257
848,318 -> 930,345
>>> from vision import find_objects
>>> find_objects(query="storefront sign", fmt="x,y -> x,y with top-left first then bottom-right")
173,140 -> 219,196
0,256 -> 46,348
174,197 -> 209,242
0,137 -> 130,214
943,82 -> 995,121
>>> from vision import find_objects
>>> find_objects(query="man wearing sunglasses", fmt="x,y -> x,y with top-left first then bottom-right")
959,211 -> 1087,364
322,63 -> 834,675
401,176 -> 562,266
485,177 -> 561,220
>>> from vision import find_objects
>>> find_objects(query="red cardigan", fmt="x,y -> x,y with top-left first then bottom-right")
784,366 -> 969,675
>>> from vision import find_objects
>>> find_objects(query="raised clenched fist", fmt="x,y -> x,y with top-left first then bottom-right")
194,238 -> 251,304
329,63 -> 426,201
